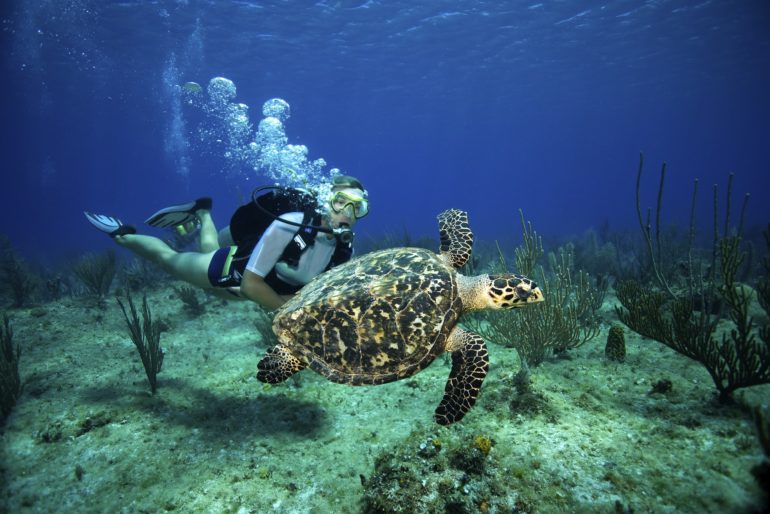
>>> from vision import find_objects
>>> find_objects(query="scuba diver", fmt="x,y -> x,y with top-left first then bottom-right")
84,175 -> 369,310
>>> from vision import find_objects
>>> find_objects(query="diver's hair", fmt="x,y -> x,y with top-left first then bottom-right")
332,175 -> 365,191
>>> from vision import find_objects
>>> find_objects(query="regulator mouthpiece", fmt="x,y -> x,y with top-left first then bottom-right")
333,223 -> 354,244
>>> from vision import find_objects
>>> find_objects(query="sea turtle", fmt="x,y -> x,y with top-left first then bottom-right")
257,209 -> 544,425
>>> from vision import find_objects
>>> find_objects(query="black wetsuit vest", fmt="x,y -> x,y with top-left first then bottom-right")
228,189 -> 353,295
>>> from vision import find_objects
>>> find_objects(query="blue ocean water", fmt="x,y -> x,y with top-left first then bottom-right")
1,0 -> 769,261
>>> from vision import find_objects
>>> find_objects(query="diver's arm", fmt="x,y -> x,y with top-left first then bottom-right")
239,212 -> 303,310
239,269 -> 288,311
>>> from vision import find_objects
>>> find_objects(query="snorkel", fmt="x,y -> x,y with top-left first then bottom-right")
250,185 -> 358,244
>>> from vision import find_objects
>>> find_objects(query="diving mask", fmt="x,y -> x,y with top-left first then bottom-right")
329,190 -> 369,219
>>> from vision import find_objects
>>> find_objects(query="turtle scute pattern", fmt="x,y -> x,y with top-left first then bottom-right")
274,247 -> 463,385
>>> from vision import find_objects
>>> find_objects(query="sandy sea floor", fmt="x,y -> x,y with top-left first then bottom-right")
0,283 -> 768,513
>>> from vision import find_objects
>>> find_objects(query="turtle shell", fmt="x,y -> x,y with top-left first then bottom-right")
273,247 -> 463,385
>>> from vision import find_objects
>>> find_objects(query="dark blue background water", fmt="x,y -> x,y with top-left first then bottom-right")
2,0 -> 769,263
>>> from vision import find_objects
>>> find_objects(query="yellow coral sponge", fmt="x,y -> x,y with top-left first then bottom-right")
473,435 -> 493,456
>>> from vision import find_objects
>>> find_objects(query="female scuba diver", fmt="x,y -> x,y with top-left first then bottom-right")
84,175 -> 369,310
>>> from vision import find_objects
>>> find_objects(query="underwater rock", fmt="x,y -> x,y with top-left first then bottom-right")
648,379 -> 673,396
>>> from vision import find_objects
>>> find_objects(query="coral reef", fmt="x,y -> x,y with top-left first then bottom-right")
120,257 -> 166,292
0,235 -> 38,308
0,278 -> 766,512
0,163 -> 768,510
464,210 -> 600,366
605,324 -> 626,362
174,285 -> 205,317
0,314 -> 21,426
43,273 -> 70,302
117,291 -> 165,394
361,428 -> 515,513
506,365 -> 556,421
72,250 -> 117,299
752,406 -> 770,502
758,223 -> 770,348
617,158 -> 770,402
648,378 -> 673,395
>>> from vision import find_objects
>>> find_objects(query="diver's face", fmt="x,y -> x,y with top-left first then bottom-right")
326,187 -> 368,229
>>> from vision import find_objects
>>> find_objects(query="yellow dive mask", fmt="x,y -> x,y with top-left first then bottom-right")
329,190 -> 369,219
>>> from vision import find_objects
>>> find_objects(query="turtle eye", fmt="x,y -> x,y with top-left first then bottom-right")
515,286 -> 530,299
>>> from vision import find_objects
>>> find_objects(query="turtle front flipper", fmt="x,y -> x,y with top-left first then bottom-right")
437,209 -> 474,269
434,327 -> 489,425
257,345 -> 306,383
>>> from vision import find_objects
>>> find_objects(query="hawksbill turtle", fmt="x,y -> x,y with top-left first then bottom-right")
257,209 -> 544,425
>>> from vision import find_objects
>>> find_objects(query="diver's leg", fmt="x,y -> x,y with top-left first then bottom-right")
115,234 -> 214,289
218,226 -> 234,247
114,234 -> 176,265
161,249 -> 219,289
115,233 -> 244,301
197,210 -> 219,253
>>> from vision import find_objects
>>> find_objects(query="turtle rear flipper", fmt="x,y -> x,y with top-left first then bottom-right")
434,327 -> 489,425
257,345 -> 306,383
437,209 -> 473,269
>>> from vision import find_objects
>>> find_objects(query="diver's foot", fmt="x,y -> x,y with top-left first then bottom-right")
144,197 -> 212,229
84,212 -> 137,237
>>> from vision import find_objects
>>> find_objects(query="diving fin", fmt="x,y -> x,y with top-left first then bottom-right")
84,212 -> 136,237
145,197 -> 212,229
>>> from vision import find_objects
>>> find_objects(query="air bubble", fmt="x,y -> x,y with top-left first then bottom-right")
207,77 -> 236,110
262,98 -> 290,121
184,76 -> 348,199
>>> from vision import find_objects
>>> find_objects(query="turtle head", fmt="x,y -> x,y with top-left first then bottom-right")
484,274 -> 544,309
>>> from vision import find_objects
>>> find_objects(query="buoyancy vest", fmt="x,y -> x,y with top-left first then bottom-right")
228,188 -> 353,294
